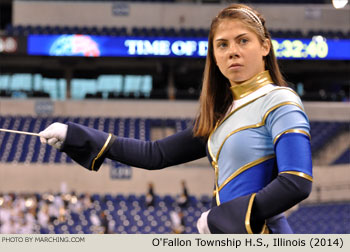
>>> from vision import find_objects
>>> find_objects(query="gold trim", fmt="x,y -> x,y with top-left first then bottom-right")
207,87 -> 301,162
262,102 -> 303,122
212,160 -> 221,206
230,70 -> 272,100
245,193 -> 269,234
217,88 -> 302,132
261,224 -> 269,234
215,124 -> 260,161
215,101 -> 302,163
245,193 -> 256,234
218,154 -> 275,192
91,133 -> 113,171
280,171 -> 313,182
273,129 -> 311,145
207,122 -> 219,168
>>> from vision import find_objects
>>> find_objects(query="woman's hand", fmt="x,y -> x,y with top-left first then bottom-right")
39,122 -> 68,149
196,209 -> 211,234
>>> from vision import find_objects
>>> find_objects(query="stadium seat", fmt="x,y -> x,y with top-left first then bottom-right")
332,148 -> 350,165
1,116 -> 346,163
288,203 -> 350,234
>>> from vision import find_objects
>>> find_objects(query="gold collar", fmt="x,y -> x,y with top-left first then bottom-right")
230,70 -> 273,100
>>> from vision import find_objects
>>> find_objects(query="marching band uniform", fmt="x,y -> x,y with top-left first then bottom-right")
60,71 -> 313,234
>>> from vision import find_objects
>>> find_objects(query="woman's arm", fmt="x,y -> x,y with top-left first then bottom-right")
106,126 -> 207,170
60,122 -> 207,171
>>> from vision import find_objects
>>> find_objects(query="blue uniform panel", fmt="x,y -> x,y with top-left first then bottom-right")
219,158 -> 276,203
276,133 -> 313,176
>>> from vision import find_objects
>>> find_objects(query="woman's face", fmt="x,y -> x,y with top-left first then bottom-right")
213,19 -> 270,86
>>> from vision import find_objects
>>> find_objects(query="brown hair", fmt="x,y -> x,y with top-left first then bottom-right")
193,4 -> 287,138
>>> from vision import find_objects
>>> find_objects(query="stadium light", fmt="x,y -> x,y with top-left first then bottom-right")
332,0 -> 348,9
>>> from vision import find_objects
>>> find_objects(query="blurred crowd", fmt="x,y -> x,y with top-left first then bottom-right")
0,180 -> 194,234
0,191 -> 101,234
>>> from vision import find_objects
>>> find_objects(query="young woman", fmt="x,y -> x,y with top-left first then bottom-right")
39,4 -> 312,234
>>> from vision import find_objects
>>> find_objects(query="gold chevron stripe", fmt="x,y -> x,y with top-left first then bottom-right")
280,171 -> 313,182
218,154 -> 276,192
273,129 -> 311,145
91,133 -> 113,171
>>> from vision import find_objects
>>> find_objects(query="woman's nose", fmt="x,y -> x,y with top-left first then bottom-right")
228,44 -> 239,59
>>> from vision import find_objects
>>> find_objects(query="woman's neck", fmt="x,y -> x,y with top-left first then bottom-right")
230,70 -> 272,100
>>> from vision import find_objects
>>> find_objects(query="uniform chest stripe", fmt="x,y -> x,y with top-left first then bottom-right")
213,101 -> 303,162
217,154 -> 275,191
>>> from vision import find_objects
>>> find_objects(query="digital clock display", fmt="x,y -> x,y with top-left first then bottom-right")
272,38 -> 329,59
271,37 -> 350,60
27,35 -> 350,60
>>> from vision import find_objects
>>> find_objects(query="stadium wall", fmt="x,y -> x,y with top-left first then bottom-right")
0,162 -> 215,197
0,99 -> 349,121
13,1 -> 350,32
0,161 -> 348,203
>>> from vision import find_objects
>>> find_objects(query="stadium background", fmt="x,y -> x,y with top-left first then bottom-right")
0,0 -> 349,234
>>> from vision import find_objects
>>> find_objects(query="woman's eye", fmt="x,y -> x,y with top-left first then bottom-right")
217,43 -> 227,48
240,38 -> 248,44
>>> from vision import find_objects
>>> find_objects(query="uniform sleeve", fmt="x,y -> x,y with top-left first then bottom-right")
206,104 -> 313,234
61,122 -> 207,171
267,104 -> 312,177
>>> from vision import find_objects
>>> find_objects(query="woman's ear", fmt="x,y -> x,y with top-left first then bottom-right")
261,39 -> 271,57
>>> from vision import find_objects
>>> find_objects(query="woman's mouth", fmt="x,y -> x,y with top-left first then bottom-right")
229,63 -> 243,70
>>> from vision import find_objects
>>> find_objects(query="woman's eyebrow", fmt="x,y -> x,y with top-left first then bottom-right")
235,33 -> 248,39
215,33 -> 248,42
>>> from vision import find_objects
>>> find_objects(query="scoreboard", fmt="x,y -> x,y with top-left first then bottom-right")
26,34 -> 350,60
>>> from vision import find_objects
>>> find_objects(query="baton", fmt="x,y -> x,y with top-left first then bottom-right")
0,128 -> 41,137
